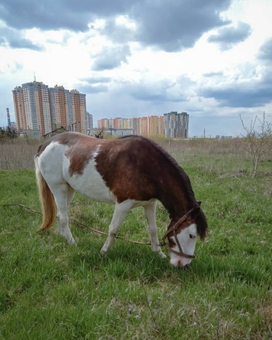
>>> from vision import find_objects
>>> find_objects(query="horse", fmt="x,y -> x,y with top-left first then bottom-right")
34,132 -> 208,267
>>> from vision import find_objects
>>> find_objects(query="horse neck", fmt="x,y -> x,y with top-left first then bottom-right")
158,181 -> 193,219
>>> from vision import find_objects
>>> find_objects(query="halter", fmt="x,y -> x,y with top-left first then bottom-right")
160,207 -> 199,259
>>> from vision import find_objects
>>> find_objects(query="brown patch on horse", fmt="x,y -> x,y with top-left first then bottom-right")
65,140 -> 102,176
95,136 -> 172,203
37,132 -> 107,176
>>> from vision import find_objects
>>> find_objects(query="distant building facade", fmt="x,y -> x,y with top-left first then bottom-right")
97,115 -> 166,137
97,112 -> 188,138
164,111 -> 189,138
12,87 -> 26,131
13,81 -> 52,135
86,112 -> 93,134
70,89 -> 87,133
104,128 -> 134,136
49,85 -> 71,131
12,81 -> 90,135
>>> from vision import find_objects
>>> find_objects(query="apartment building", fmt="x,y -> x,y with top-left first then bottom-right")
148,116 -> 164,136
12,81 -> 51,135
12,86 -> 26,131
12,81 -> 89,135
86,112 -> 93,134
70,89 -> 87,133
164,111 -> 189,138
97,113 -> 186,138
49,85 -> 72,131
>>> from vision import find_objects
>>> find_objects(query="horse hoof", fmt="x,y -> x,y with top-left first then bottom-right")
159,251 -> 167,259
68,239 -> 77,246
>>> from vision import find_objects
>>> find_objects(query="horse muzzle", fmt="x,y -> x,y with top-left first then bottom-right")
170,254 -> 192,268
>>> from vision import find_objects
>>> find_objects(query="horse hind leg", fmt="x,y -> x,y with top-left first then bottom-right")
52,183 -> 76,245
144,201 -> 166,259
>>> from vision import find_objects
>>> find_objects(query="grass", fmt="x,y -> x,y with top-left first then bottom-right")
0,138 -> 272,339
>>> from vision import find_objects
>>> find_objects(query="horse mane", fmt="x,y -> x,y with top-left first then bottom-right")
119,135 -> 195,200
119,135 -> 208,239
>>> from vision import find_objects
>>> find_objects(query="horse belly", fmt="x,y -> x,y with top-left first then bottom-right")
64,158 -> 116,204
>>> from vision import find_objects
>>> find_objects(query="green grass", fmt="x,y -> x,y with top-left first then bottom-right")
0,141 -> 272,339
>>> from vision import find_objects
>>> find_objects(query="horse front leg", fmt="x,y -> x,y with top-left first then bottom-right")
100,201 -> 132,255
144,201 -> 166,259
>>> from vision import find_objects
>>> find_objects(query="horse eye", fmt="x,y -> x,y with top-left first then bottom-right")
189,234 -> 196,239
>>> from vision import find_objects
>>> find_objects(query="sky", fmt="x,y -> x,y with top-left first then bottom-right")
0,0 -> 272,137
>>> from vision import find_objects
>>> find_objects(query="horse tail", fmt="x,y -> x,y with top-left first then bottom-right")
35,156 -> 57,230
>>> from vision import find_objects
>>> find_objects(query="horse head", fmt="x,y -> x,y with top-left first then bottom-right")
162,205 -> 207,267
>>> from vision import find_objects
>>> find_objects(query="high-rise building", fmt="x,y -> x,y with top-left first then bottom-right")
86,112 -> 93,134
113,117 -> 123,129
149,115 -> 165,136
24,81 -> 51,135
49,85 -> 71,131
164,111 -> 189,138
70,89 -> 87,133
12,81 -> 51,135
12,86 -> 26,131
99,118 -> 110,129
12,81 -> 88,135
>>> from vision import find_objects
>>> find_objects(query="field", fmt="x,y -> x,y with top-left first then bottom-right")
0,138 -> 271,339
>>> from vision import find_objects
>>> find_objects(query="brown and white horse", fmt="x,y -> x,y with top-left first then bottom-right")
34,132 -> 208,267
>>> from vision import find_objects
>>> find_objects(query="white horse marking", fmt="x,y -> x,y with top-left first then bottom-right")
169,224 -> 197,267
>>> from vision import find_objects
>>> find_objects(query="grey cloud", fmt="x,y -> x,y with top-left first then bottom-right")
176,75 -> 196,88
78,75 -> 112,93
77,84 -> 108,94
203,72 -> 224,78
127,79 -> 188,103
7,37 -> 43,51
131,0 -> 231,51
92,45 -> 131,71
100,0 -> 232,51
98,18 -> 134,44
0,0 -> 130,31
208,22 -> 252,50
200,74 -> 272,107
80,76 -> 112,84
0,26 -> 43,51
0,0 -> 232,52
258,37 -> 272,61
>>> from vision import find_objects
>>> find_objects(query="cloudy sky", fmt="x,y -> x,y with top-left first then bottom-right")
0,0 -> 272,137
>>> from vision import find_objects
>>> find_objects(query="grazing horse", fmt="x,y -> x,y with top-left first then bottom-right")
34,132 -> 208,267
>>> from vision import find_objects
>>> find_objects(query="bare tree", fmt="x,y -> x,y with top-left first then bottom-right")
240,112 -> 272,177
